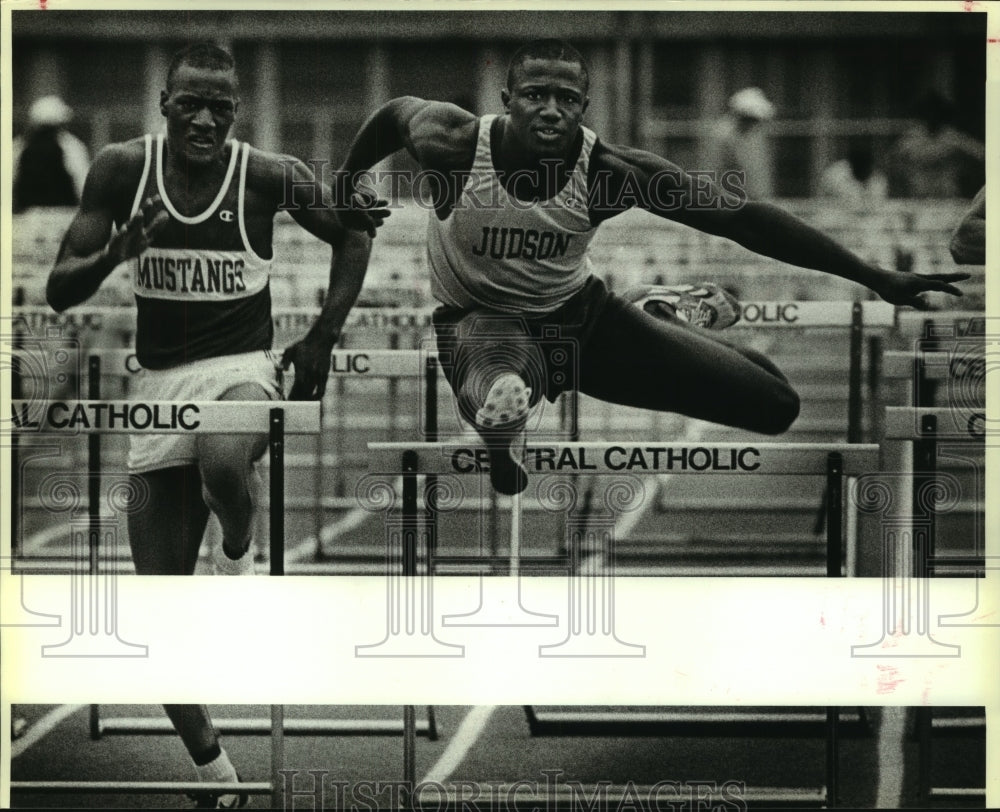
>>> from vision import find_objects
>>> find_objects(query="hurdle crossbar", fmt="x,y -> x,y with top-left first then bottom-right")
9,781 -> 272,795
90,715 -> 437,738
366,442 -> 879,476
11,300 -> 897,333
883,406 -> 986,441
880,350 -> 985,382
522,708 -> 867,737
522,706 -> 843,807
9,348 -> 437,379
8,399 -> 321,434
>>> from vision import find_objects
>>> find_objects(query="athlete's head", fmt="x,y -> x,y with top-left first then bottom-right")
161,43 -> 239,167
502,40 -> 590,158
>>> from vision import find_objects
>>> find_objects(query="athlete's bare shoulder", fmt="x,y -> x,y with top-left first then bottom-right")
394,97 -> 479,172
82,136 -> 150,213
237,143 -> 309,208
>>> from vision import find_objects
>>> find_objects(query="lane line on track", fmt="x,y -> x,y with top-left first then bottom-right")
419,705 -> 496,786
10,704 -> 86,760
874,706 -> 906,808
284,476 -> 403,564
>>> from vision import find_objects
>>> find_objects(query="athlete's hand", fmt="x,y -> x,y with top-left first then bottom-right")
871,268 -> 970,310
107,195 -> 169,266
340,188 -> 390,238
281,336 -> 336,401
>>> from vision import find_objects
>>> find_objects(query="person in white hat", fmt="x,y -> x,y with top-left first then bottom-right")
704,86 -> 776,200
13,95 -> 91,212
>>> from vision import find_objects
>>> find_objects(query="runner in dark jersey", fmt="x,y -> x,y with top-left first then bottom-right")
46,43 -> 386,808
340,38 -> 968,495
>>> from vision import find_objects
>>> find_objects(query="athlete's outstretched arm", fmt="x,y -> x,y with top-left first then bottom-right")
591,142 -> 969,310
340,96 -> 478,181
46,145 -> 168,313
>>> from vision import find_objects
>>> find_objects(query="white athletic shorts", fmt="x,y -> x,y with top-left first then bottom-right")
127,350 -> 284,474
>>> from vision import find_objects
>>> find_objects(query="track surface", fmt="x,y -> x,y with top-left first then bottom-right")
8,703 -> 987,808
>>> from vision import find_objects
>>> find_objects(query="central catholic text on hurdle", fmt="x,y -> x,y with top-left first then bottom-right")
452,445 -> 762,473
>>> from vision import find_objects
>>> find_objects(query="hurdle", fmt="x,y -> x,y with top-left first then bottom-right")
10,351 -> 439,747
9,386 -> 320,578
883,406 -> 987,576
10,706 -> 284,808
914,709 -> 986,804
852,405 -> 985,660
363,440 -> 877,806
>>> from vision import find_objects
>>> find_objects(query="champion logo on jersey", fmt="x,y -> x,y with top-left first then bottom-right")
219,209 -> 235,222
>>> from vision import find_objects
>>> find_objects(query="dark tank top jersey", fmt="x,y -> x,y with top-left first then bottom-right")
129,133 -> 273,369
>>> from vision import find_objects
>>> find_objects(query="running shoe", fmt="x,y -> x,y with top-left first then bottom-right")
212,539 -> 256,576
625,283 -> 741,330
189,775 -> 250,809
475,372 -> 533,429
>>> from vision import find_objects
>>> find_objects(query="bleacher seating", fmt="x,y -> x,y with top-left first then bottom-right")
10,199 -> 985,311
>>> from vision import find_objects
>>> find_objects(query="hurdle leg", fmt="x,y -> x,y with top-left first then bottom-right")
916,706 -> 932,805
825,707 -> 839,807
847,301 -> 864,444
356,451 -> 462,656
88,355 -> 101,576
40,357 -> 146,657
442,471 -> 558,628
270,408 -> 285,576
425,355 -> 438,571
403,704 -> 416,807
826,452 -> 844,578
270,704 -> 285,810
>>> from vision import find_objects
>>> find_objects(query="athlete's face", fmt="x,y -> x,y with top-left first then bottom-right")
502,58 -> 589,158
160,64 -> 238,167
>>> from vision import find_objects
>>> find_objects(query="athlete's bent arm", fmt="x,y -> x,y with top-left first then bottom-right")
46,144 -> 168,313
265,152 -> 381,399
949,186 -> 985,265
340,96 -> 478,181
282,230 -> 373,400
591,142 -> 969,309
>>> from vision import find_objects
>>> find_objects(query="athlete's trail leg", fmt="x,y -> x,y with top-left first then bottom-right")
197,382 -> 270,559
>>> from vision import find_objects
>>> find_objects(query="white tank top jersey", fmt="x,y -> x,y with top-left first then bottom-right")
427,114 -> 599,314
129,133 -> 274,368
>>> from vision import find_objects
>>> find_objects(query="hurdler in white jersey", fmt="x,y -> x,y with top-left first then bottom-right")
342,38 -> 967,496
428,114 -> 598,314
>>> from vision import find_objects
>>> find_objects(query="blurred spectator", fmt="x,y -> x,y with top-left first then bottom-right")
818,143 -> 893,271
949,185 -> 985,265
887,92 -> 984,198
818,143 -> 888,209
12,95 -> 90,213
704,86 -> 775,200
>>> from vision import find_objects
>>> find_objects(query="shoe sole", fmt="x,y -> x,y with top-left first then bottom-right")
475,373 -> 532,429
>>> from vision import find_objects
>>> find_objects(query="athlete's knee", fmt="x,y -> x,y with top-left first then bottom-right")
200,459 -> 251,513
740,346 -> 789,384
758,382 -> 800,435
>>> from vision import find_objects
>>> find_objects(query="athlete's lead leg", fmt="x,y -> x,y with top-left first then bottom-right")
580,296 -> 800,434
